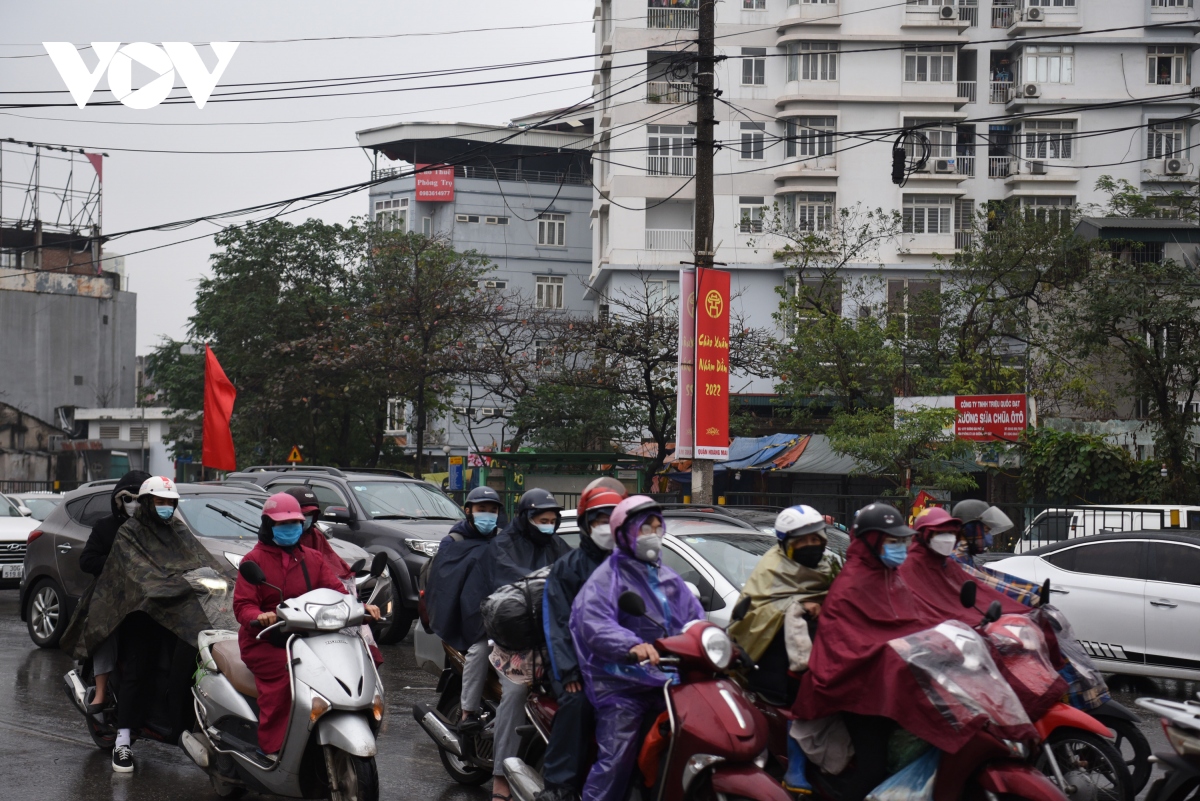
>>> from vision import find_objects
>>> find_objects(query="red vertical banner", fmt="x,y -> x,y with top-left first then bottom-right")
694,268 -> 730,460
675,269 -> 696,460
414,164 -> 455,201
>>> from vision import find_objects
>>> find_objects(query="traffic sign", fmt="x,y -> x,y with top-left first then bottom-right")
286,446 -> 303,464
448,456 -> 464,491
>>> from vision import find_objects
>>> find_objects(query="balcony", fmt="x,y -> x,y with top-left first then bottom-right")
988,155 -> 1013,178
991,5 -> 1015,27
955,231 -> 974,250
957,81 -> 977,103
959,3 -> 978,26
647,155 -> 695,177
372,164 -> 589,186
646,229 -> 694,250
647,5 -> 698,29
989,81 -> 1013,104
646,81 -> 696,105
956,154 -> 975,177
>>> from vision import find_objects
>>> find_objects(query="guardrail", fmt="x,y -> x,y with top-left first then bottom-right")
991,5 -> 1015,27
647,155 -> 696,177
647,81 -> 696,105
372,164 -> 589,186
989,81 -> 1013,104
646,229 -> 694,250
988,155 -> 1013,178
957,81 -> 977,103
647,7 -> 698,29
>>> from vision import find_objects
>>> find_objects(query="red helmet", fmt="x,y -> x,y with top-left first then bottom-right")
577,487 -> 623,532
913,507 -> 961,534
262,492 -> 306,523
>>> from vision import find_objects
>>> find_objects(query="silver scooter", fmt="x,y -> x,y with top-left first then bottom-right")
181,554 -> 389,801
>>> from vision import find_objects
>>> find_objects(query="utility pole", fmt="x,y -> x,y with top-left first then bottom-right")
691,0 -> 717,504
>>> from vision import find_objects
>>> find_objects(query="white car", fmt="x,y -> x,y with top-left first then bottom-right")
0,494 -> 39,588
10,492 -> 64,522
991,530 -> 1200,681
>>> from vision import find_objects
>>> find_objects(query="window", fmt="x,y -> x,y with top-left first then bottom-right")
422,217 -> 432,236
648,124 -> 696,176
456,214 -> 480,223
485,216 -> 509,225
785,116 -> 835,158
1020,45 -> 1073,84
787,42 -> 838,82
1026,512 -> 1073,543
740,122 -> 766,160
1152,0 -> 1193,6
738,196 -> 766,233
794,276 -> 843,320
1027,0 -> 1075,5
790,0 -> 837,4
888,278 -> 941,337
128,426 -> 148,443
538,213 -> 567,246
373,197 -> 408,231
66,492 -> 115,527
1044,541 -> 1145,580
1022,119 -> 1075,160
646,279 -> 678,310
533,339 -> 559,367
902,194 -> 953,234
349,481 -> 463,521
536,275 -> 565,309
904,120 -> 956,158
792,193 -> 835,231
1149,542 -> 1200,586
1148,120 -> 1187,158
743,0 -> 766,7
481,279 -> 508,290
1149,46 -> 1190,85
0,251 -> 14,268
1018,195 -> 1074,226
904,45 -> 956,83
98,424 -> 121,439
307,482 -> 350,516
385,398 -> 406,434
660,546 -> 719,611
741,48 -> 766,85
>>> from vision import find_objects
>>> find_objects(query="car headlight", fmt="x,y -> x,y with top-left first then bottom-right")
306,601 -> 350,630
224,552 -> 243,568
700,626 -> 733,670
404,538 -> 440,558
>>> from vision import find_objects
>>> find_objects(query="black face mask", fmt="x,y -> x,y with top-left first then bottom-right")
789,543 -> 826,569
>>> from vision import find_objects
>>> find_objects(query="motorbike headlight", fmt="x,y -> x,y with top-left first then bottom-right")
224,552 -> 243,569
1002,739 -> 1029,759
306,601 -> 350,630
372,691 -> 385,722
405,538 -> 440,558
700,627 -> 733,670
310,689 -> 331,725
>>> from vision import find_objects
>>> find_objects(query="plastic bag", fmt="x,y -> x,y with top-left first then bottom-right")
1032,604 -> 1111,711
481,566 -> 551,651
866,747 -> 940,801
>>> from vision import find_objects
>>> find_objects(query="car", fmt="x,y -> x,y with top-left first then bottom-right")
991,530 -> 1200,681
19,482 -> 388,649
413,512 -> 786,676
1012,505 -> 1200,553
0,494 -> 39,589
10,492 -> 64,522
226,465 -> 464,643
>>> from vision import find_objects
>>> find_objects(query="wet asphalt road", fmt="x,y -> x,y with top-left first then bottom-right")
0,587 -> 1190,801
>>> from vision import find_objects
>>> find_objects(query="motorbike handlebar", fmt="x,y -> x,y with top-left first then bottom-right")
256,620 -> 286,640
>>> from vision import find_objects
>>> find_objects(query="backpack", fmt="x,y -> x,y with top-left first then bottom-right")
481,566 -> 552,651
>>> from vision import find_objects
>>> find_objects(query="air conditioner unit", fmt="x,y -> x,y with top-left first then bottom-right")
1025,6 -> 1044,21
1030,160 -> 1047,175
1165,157 -> 1190,175
939,4 -> 957,20
478,407 -> 500,419
1022,83 -> 1041,98
934,158 -> 956,173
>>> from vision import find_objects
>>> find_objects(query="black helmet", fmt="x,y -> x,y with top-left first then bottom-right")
952,499 -> 989,524
517,488 -> 562,516
465,486 -> 501,509
283,486 -> 320,512
852,502 -> 916,539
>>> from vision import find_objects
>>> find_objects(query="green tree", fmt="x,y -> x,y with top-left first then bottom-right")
1018,426 -> 1165,503
508,384 -> 638,452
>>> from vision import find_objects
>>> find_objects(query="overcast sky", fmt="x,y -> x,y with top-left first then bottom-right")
2,1 -> 594,354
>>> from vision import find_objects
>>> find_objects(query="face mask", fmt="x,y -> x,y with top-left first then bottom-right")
155,505 -> 174,521
790,543 -> 826,569
635,533 -> 662,563
473,512 -> 498,535
304,514 -> 317,530
123,501 -> 139,517
589,523 -> 615,552
929,533 -> 958,557
272,522 -> 303,547
535,522 -> 557,536
880,542 -> 908,568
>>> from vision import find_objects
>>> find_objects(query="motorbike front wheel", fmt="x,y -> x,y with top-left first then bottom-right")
324,746 -> 379,801
1037,729 -> 1132,801
1101,716 -> 1152,796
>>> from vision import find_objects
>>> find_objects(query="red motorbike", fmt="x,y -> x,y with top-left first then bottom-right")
503,591 -> 790,801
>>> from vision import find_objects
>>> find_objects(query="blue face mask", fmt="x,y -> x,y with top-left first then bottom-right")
273,522 -> 303,547
472,512 -> 498,534
535,523 -> 556,536
880,541 -> 908,568
155,505 -> 174,521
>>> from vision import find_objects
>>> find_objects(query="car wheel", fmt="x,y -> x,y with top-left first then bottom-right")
374,606 -> 415,645
27,578 -> 67,648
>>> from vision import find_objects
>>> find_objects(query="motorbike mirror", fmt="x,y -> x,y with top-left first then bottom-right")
369,551 -> 389,578
618,591 -> 647,618
238,560 -> 267,586
349,558 -> 366,575
1039,579 -> 1051,606
984,600 -> 1003,623
959,580 -> 978,610
731,595 -> 752,623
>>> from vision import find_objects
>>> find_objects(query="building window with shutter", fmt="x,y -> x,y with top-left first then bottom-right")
785,117 -> 836,159
787,42 -> 838,82
741,48 -> 766,85
888,278 -> 942,338
1022,119 -> 1075,161
536,275 -> 565,309
902,195 -> 953,234
1019,45 -> 1073,85
904,45 -> 956,83
373,197 -> 408,231
537,213 -> 567,247
738,196 -> 766,233
792,193 -> 835,231
740,122 -> 766,160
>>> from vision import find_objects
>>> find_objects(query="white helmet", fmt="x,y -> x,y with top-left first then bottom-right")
774,504 -> 827,543
138,476 -> 180,500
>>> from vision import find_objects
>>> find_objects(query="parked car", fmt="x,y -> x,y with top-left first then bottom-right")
0,494 -> 40,589
11,492 -> 64,522
19,482 -> 388,649
1012,505 -> 1200,553
226,465 -> 463,643
414,512 -> 787,676
991,530 -> 1200,681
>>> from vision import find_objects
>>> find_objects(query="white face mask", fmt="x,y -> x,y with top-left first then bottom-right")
589,523 -> 615,552
123,501 -> 139,517
929,533 -> 958,557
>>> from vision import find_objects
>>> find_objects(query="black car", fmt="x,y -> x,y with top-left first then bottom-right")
227,466 -> 463,642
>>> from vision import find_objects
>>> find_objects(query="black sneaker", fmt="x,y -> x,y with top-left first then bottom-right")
112,744 -> 134,773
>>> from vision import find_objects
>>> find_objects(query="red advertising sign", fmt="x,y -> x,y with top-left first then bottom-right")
954,394 -> 1029,442
675,269 -> 696,460
694,268 -> 730,460
414,164 -> 455,201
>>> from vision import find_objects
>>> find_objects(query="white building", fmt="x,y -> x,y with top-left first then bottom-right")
73,407 -> 176,479
591,0 -> 1199,398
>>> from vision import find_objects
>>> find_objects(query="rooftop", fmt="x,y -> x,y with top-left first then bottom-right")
1076,217 -> 1200,243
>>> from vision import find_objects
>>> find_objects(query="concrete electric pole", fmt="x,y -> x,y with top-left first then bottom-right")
691,0 -> 717,504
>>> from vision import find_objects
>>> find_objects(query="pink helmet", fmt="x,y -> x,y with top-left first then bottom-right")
262,492 -> 306,523
912,507 -> 961,534
609,495 -> 662,551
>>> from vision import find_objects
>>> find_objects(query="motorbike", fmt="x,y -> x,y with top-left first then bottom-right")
502,590 -> 791,801
178,554 -> 390,801
1137,694 -> 1200,801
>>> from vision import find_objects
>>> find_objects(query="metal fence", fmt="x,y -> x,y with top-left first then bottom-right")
0,480 -> 79,494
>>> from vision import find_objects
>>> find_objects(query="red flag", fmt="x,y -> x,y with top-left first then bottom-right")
202,345 -> 238,471
84,152 -> 103,183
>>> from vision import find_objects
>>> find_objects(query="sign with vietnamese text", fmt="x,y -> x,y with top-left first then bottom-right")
448,456 -> 464,491
415,164 -> 455,201
694,268 -> 730,460
954,394 -> 1029,442
675,269 -> 696,460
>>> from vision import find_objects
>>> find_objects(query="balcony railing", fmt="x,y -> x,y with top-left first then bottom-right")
646,229 -> 694,251
646,81 -> 696,105
957,81 -> 977,102
647,155 -> 696,177
647,7 -> 698,29
956,155 -> 976,177
988,155 -> 1013,178
372,164 -> 589,186
959,4 -> 978,26
991,5 -> 1014,27
955,231 -> 975,250
989,81 -> 1013,104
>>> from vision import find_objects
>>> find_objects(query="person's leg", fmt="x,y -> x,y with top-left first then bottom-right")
116,614 -> 156,732
90,632 -> 119,707
539,688 -> 595,798
831,713 -> 895,801
167,638 -> 200,741
582,695 -> 652,801
460,639 -> 490,717
244,644 -> 292,756
492,674 -> 530,797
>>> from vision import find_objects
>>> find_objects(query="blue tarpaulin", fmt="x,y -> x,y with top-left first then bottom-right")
713,434 -> 803,471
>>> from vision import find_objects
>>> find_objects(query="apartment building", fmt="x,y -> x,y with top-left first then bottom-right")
591,0 -> 1200,397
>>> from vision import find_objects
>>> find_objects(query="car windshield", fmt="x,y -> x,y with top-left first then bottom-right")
671,530 -> 774,589
1,496 -> 25,517
348,481 -> 464,521
20,498 -> 60,521
176,496 -> 265,541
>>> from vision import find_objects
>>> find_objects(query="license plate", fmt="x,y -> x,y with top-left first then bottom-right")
2,564 -> 23,579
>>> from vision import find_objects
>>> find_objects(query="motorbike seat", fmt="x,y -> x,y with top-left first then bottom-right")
211,640 -> 259,699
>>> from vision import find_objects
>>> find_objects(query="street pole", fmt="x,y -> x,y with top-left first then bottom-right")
691,0 -> 716,504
